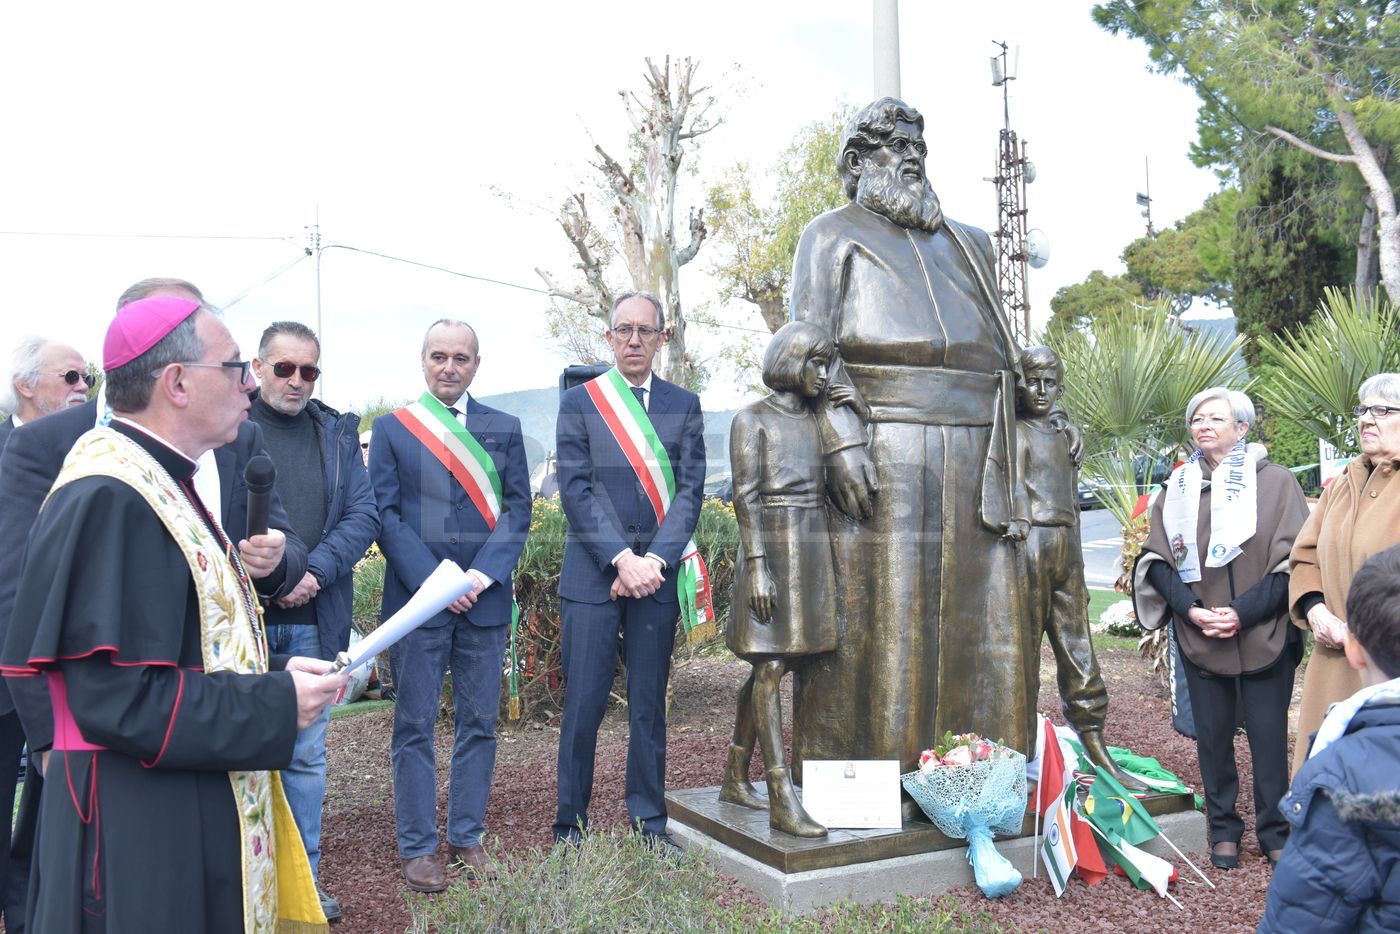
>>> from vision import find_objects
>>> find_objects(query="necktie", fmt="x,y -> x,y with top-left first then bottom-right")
449,406 -> 465,427
631,386 -> 646,412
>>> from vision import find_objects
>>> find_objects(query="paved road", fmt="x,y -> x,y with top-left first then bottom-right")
1079,508 -> 1125,589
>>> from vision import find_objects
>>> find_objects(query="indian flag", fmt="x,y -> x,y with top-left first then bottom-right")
1040,795 -> 1078,897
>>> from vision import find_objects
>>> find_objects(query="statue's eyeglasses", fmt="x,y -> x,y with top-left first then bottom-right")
1354,404 -> 1400,420
611,325 -> 661,340
58,369 -> 97,388
271,362 -> 321,382
884,136 -> 928,156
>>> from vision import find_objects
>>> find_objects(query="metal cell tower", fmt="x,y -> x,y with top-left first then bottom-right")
990,41 -> 1041,346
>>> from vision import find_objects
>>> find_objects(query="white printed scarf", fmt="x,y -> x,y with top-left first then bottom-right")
1161,440 -> 1256,583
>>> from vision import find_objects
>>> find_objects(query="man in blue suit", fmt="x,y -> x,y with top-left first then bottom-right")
552,291 -> 706,854
369,319 -> 529,893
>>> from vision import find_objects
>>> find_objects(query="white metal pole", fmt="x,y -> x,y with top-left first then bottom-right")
873,0 -> 901,99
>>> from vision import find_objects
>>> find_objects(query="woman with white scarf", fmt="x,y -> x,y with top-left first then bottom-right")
1133,388 -> 1309,870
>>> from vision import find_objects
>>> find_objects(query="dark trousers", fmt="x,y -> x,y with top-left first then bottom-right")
553,595 -> 676,840
1180,649 -> 1295,850
0,710 -> 35,932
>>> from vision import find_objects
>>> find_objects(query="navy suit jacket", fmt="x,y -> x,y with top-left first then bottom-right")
0,399 -> 306,741
369,394 -> 530,629
556,373 -> 706,605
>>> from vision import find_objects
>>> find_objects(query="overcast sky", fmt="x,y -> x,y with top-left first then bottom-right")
0,1 -> 1220,413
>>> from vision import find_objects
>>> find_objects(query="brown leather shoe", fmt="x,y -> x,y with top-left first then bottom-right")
401,854 -> 447,893
447,842 -> 498,880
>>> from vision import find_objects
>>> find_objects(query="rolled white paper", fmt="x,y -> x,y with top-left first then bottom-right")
340,559 -> 477,674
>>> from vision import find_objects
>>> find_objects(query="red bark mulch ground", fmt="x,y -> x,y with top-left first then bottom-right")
320,642 -> 1295,932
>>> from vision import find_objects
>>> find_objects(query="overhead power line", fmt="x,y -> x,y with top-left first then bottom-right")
0,229 -> 293,243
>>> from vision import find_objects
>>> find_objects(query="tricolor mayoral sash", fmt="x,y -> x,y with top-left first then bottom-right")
585,368 -> 715,643
53,427 -> 326,933
394,393 -> 526,708
392,392 -> 503,527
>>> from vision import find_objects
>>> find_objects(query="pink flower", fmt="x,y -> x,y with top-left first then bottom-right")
252,835 -> 262,856
941,745 -> 974,767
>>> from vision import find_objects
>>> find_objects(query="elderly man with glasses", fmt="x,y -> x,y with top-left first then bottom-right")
552,291 -> 706,856
247,321 -> 379,922
0,336 -> 94,930
1,337 -> 93,438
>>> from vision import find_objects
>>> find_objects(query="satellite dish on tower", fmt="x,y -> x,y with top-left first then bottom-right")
1023,160 -> 1037,184
1026,229 -> 1050,268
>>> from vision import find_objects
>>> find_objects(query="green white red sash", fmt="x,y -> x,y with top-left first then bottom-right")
584,368 -> 715,643
393,392 -> 503,529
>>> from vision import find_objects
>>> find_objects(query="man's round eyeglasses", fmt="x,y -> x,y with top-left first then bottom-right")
272,361 -> 321,381
1354,404 -> 1400,420
884,136 -> 928,156
153,360 -> 253,383
58,369 -> 97,388
611,325 -> 660,340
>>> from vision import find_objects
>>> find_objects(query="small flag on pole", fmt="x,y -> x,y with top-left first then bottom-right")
1069,807 -> 1110,885
1086,765 -> 1162,847
1040,795 -> 1078,896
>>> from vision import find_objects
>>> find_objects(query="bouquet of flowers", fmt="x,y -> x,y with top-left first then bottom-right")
902,731 -> 1027,898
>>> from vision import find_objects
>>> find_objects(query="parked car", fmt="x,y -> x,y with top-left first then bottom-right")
1077,452 -> 1175,511
703,471 -> 733,504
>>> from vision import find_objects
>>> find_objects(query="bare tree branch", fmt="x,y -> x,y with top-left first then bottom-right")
534,268 -> 595,308
1263,125 -> 1358,164
674,207 -> 707,267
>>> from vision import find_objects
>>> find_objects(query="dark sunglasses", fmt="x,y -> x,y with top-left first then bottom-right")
272,361 -> 321,381
59,370 -> 97,389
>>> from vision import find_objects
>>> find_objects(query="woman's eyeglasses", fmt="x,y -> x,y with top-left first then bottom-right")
1354,404 -> 1400,420
58,370 -> 97,389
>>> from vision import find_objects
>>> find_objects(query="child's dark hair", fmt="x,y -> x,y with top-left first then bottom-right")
1019,345 -> 1063,381
1345,543 -> 1400,679
762,321 -> 835,393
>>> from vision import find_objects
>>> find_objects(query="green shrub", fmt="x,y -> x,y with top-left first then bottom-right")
406,831 -> 1015,933
350,497 -> 741,727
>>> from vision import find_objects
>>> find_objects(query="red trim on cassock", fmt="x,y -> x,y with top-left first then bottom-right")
141,667 -> 184,768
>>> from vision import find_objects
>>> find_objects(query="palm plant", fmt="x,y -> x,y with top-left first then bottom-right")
1255,287 -> 1400,453
1048,303 -> 1248,589
1051,304 -> 1248,527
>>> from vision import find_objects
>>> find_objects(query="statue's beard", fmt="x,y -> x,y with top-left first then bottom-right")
856,163 -> 943,232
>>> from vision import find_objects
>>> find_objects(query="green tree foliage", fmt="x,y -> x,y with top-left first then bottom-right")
1232,149 -> 1354,362
1093,0 -> 1400,305
1046,271 -> 1146,339
1122,190 -> 1236,308
1048,191 -> 1236,337
1256,286 -> 1400,451
706,109 -> 849,333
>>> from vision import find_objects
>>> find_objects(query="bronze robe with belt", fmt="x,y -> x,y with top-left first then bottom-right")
789,202 -> 1035,771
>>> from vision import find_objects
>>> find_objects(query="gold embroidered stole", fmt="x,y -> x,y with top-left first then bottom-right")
53,428 -> 326,933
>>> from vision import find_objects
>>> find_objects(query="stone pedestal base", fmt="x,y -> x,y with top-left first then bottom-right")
665,783 -> 1206,913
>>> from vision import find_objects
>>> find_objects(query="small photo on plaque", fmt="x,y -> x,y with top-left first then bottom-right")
801,759 -> 902,829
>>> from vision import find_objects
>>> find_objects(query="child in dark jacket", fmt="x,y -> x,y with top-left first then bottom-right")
1259,543 -> 1400,932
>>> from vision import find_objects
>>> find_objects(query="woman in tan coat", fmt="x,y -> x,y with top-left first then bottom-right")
1291,372 -> 1400,775
1134,388 -> 1309,870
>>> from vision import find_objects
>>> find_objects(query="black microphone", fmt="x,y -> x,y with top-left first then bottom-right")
244,454 -> 277,538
